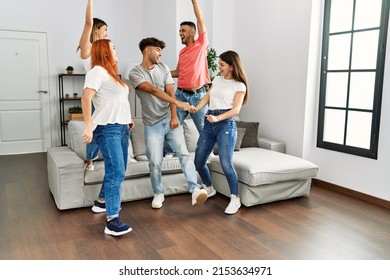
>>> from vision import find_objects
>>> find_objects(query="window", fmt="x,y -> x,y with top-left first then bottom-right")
317,0 -> 390,159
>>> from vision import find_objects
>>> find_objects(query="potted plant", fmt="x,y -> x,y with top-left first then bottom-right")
66,66 -> 74,74
205,48 -> 219,90
68,105 -> 83,120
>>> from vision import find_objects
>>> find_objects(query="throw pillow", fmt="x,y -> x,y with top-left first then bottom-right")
68,120 -> 135,161
236,121 -> 259,148
213,127 -> 246,155
183,119 -> 200,153
131,117 -> 146,159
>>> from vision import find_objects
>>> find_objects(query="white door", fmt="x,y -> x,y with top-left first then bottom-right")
0,30 -> 51,155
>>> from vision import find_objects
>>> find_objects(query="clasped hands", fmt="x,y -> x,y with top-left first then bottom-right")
177,101 -> 197,113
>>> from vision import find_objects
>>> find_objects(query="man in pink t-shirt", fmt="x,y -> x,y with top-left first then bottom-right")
170,0 -> 211,134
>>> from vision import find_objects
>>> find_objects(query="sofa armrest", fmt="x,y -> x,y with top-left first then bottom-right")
258,137 -> 285,153
47,146 -> 86,210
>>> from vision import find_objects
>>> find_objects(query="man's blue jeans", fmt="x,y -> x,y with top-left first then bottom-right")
145,117 -> 199,194
94,124 -> 129,219
165,87 -> 208,155
194,111 -> 239,195
175,87 -> 208,132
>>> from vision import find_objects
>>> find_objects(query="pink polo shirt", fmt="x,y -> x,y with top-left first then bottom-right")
177,32 -> 211,89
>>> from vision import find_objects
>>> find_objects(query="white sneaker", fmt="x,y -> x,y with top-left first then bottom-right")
224,195 -> 241,214
202,184 -> 216,197
164,153 -> 174,158
192,187 -> 208,205
152,193 -> 165,209
85,163 -> 94,171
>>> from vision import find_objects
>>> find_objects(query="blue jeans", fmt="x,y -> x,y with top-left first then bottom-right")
94,124 -> 130,219
86,138 -> 99,161
194,110 -> 239,195
144,117 -> 199,194
175,87 -> 208,132
165,87 -> 208,155
86,103 -> 99,161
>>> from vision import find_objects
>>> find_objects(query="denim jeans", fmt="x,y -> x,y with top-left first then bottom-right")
175,87 -> 208,132
94,124 -> 130,219
86,138 -> 99,161
86,103 -> 99,161
144,117 -> 199,194
165,87 -> 208,155
194,110 -> 239,195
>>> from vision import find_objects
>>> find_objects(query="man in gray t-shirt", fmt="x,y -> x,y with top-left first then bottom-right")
128,37 -> 208,209
130,63 -> 174,126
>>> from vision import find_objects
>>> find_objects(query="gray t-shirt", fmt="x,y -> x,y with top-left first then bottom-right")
129,63 -> 174,126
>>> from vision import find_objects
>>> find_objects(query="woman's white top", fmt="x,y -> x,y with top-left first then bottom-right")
208,76 -> 246,110
82,57 -> 92,72
84,66 -> 132,130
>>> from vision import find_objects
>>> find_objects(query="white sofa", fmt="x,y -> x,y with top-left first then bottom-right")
47,118 -> 318,210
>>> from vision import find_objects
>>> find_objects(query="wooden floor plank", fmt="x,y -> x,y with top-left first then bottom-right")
0,152 -> 389,260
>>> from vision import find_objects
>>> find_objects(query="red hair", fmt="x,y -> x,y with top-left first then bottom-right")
90,39 -> 126,87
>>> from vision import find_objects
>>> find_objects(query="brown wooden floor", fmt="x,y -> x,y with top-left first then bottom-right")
0,152 -> 389,260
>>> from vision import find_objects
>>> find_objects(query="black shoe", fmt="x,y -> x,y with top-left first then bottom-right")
92,200 -> 106,213
104,218 -> 132,236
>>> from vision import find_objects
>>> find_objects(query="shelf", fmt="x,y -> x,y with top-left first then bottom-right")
59,73 -> 86,77
59,74 -> 85,146
61,97 -> 81,101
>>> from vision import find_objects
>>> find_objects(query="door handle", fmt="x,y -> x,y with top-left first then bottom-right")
37,90 -> 48,94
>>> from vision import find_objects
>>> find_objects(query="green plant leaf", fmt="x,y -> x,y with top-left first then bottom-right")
68,105 -> 82,113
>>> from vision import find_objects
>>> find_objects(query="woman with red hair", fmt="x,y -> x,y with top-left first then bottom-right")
82,39 -> 133,236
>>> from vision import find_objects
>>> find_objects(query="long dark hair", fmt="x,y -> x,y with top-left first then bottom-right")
219,50 -> 249,105
77,18 -> 108,51
90,18 -> 107,43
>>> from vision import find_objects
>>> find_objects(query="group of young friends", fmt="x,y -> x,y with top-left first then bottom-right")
79,0 -> 249,236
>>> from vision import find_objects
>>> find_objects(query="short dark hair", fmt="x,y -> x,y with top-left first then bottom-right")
139,37 -> 166,52
180,21 -> 196,32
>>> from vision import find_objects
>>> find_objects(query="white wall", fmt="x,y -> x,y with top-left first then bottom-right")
1,0 -> 389,201
304,1 -> 390,201
227,0 -> 390,201
232,0 -> 313,157
0,0 -> 142,144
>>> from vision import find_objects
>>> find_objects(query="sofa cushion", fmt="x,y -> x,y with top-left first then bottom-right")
68,121 -> 102,161
84,156 -> 190,185
67,120 -> 134,161
237,121 -> 259,148
183,119 -> 199,153
208,147 -> 318,186
131,117 -> 146,159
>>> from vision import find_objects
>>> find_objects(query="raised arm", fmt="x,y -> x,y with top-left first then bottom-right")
192,0 -> 206,34
78,0 -> 94,59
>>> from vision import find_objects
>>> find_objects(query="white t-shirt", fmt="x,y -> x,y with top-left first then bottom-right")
208,76 -> 246,110
84,66 -> 132,130
82,57 -> 92,72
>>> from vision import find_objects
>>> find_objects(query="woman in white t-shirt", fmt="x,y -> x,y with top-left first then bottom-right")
77,0 -> 108,171
82,39 -> 133,236
192,50 -> 249,215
